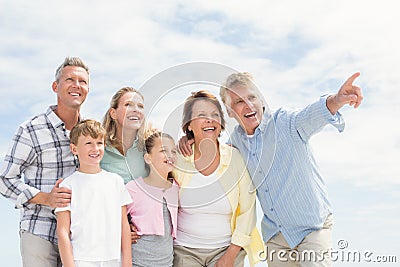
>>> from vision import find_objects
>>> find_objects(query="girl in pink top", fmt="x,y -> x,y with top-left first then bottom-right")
126,131 -> 179,267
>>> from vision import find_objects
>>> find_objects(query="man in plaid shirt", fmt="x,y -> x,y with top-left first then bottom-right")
0,56 -> 90,267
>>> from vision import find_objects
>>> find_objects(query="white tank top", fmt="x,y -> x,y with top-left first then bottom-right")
175,172 -> 232,248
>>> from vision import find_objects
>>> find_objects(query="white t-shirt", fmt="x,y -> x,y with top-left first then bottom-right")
175,172 -> 232,249
55,170 -> 132,262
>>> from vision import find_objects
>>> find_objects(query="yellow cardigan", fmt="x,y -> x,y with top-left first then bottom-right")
175,143 -> 265,266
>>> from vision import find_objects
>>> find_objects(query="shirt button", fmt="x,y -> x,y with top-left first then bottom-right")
278,225 -> 282,228
270,208 -> 274,211
252,153 -> 256,156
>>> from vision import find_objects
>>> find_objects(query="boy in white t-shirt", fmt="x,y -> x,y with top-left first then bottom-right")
55,119 -> 132,267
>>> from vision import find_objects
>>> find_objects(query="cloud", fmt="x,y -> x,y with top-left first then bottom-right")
1,1 -> 400,266
1,0 -> 399,187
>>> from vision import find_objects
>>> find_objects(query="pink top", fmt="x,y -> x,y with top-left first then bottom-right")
126,177 -> 179,238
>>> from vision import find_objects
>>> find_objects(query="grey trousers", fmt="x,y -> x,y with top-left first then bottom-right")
20,230 -> 61,267
173,245 -> 246,267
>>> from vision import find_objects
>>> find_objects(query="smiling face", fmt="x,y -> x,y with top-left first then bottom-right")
145,136 -> 177,178
71,134 -> 104,172
110,92 -> 144,133
226,84 -> 264,135
188,99 -> 222,142
52,65 -> 89,110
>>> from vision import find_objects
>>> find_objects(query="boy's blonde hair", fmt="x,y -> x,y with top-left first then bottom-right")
70,119 -> 106,145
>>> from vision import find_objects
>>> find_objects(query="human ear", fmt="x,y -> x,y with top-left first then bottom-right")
70,144 -> 78,155
109,108 -> 117,120
143,153 -> 151,165
227,108 -> 234,118
52,81 -> 58,93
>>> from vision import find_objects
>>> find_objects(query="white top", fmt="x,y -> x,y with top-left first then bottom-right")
175,172 -> 232,248
55,170 -> 132,261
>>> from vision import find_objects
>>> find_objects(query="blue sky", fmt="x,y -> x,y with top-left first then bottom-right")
1,0 -> 399,266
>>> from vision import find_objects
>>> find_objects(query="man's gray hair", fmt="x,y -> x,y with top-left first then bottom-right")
55,57 -> 89,82
220,72 -> 256,108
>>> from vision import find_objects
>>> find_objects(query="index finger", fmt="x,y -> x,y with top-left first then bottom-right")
344,72 -> 360,86
57,187 -> 72,194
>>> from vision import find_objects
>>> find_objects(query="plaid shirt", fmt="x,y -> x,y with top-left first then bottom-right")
0,105 -> 78,243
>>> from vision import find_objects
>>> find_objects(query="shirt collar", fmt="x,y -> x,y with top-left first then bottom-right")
45,105 -> 83,130
236,110 -> 273,137
258,110 -> 273,132
105,137 -> 139,155
46,105 -> 65,129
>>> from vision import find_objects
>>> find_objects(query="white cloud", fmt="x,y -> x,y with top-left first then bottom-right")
1,0 -> 399,187
1,1 -> 400,264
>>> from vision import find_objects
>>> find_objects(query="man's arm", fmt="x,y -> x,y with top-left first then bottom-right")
289,72 -> 362,142
177,135 -> 194,157
29,178 -> 71,208
326,72 -> 363,114
217,150 -> 257,267
56,211 -> 75,267
0,125 -> 42,207
0,125 -> 71,208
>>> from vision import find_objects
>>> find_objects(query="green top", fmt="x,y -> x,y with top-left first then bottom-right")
100,138 -> 148,184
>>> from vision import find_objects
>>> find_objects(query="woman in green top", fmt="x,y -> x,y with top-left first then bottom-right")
101,87 -> 149,184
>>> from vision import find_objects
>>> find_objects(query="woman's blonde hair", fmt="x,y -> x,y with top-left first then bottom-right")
102,87 -> 149,151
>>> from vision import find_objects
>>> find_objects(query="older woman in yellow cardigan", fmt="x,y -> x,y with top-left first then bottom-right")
173,90 -> 264,267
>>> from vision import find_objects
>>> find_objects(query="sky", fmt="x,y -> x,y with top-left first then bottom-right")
1,0 -> 399,266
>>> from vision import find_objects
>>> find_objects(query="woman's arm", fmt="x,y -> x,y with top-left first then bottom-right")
121,205 -> 132,267
231,151 -> 257,246
56,211 -> 75,267
215,243 -> 242,267
217,149 -> 258,266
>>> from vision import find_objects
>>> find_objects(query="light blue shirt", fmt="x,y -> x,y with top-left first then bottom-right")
100,139 -> 148,184
230,95 -> 344,248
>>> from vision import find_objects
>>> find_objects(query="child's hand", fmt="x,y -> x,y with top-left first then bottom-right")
130,224 -> 141,244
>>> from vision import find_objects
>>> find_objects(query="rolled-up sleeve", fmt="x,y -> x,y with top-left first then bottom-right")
0,126 -> 39,208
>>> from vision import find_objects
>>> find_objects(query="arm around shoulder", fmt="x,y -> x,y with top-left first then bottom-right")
1,124 -> 71,208
29,178 -> 72,208
0,125 -> 38,207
